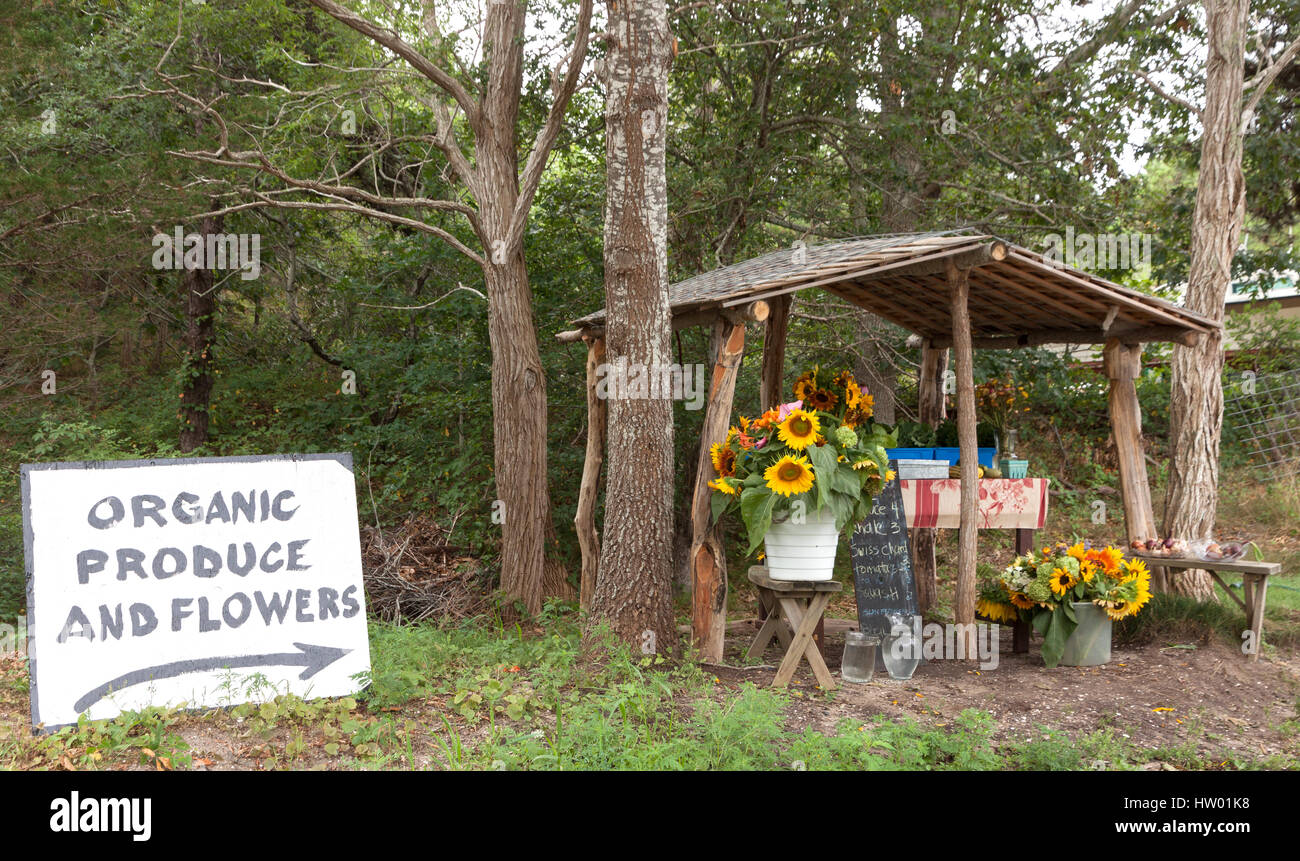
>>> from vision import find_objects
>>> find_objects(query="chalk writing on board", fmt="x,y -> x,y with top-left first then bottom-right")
850,466 -> 918,637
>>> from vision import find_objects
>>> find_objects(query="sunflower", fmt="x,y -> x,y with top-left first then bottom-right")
1122,557 -> 1149,583
851,458 -> 878,472
1130,579 -> 1152,614
1103,600 -> 1131,621
1078,560 -> 1098,583
709,443 -> 736,477
1049,567 -> 1078,596
776,409 -> 821,450
1067,542 -> 1087,563
858,392 -> 875,417
1009,591 -> 1037,610
1097,546 -> 1124,575
842,405 -> 868,428
792,372 -> 817,402
708,477 -> 739,496
806,388 -> 838,411
764,455 -> 815,497
977,597 -> 1018,625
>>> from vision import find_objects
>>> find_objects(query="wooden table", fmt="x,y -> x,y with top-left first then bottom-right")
901,478 -> 1052,653
746,567 -> 839,690
1134,554 -> 1282,661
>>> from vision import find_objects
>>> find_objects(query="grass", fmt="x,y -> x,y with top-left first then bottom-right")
2,609 -> 1295,771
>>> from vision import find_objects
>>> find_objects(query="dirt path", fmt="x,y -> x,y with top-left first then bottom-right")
713,624 -> 1300,762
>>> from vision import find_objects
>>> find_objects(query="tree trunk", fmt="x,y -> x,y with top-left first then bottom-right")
179,211 -> 222,452
587,0 -> 676,653
1164,0 -> 1248,601
483,246 -> 553,618
912,344 -> 948,612
949,262 -> 978,658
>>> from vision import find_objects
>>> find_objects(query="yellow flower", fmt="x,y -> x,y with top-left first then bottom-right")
806,388 -> 837,411
792,372 -> 817,402
1122,557 -> 1149,583
708,478 -> 739,496
1067,542 -> 1087,563
709,443 -> 736,477
764,455 -> 815,497
776,409 -> 820,451
1079,560 -> 1097,583
1103,600 -> 1131,621
1049,567 -> 1077,596
1009,592 -> 1036,610
977,598 -> 1018,625
885,469 -> 896,483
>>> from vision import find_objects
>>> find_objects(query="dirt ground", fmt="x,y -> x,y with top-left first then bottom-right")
712,621 -> 1300,762
4,622 -> 1298,769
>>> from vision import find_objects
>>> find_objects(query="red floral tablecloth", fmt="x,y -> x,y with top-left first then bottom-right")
899,478 -> 1050,529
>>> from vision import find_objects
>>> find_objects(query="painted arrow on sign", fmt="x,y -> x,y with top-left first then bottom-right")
74,642 -> 352,713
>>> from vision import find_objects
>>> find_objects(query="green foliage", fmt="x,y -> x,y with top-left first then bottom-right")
42,707 -> 193,770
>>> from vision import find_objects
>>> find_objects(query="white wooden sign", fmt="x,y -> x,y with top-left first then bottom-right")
21,453 -> 370,729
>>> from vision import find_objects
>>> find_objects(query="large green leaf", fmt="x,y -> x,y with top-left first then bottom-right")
710,489 -> 730,525
805,443 -> 839,511
740,487 -> 778,555
1040,605 -> 1078,669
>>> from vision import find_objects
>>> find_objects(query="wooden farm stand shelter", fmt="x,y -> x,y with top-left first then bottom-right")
559,231 -> 1221,662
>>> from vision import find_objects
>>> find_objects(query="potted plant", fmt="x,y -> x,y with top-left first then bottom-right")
978,542 -> 1153,667
707,367 -> 897,581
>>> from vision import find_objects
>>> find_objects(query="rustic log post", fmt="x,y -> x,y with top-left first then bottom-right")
760,294 -> 791,411
576,334 -> 607,611
912,345 -> 948,613
690,319 -> 746,662
1103,338 -> 1165,592
948,261 -> 979,658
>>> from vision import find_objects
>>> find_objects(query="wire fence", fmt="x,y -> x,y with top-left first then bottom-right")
1224,371 -> 1300,480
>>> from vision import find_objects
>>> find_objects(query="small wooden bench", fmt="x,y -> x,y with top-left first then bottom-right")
746,566 -> 839,690
1134,554 -> 1281,661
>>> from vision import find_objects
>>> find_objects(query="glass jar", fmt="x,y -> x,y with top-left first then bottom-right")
881,628 -> 922,680
840,632 -> 879,684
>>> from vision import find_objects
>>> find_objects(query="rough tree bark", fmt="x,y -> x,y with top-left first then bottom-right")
586,0 -> 677,653
179,211 -> 221,452
289,0 -> 592,618
1164,0 -> 1249,600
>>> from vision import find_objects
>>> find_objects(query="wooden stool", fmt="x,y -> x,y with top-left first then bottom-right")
1135,554 -> 1281,661
746,566 -> 840,690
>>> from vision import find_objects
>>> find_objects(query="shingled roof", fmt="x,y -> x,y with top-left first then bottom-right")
568,230 -> 1219,347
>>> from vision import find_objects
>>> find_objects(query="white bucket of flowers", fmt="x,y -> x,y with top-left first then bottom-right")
763,506 -> 839,581
705,366 -> 898,583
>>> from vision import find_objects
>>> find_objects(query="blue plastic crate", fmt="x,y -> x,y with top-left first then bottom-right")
932,447 -> 996,470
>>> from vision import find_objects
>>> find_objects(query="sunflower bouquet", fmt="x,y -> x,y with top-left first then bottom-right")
707,366 -> 897,554
978,541 -> 1153,667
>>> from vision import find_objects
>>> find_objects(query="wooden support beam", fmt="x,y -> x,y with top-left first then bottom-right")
1102,338 -> 1165,592
912,344 -> 947,613
760,295 -> 791,411
576,335 -> 607,611
913,325 -> 1203,350
689,319 -> 746,662
558,300 -> 768,343
948,260 -> 979,658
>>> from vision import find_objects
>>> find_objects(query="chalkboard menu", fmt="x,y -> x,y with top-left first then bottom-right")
851,465 -> 919,637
